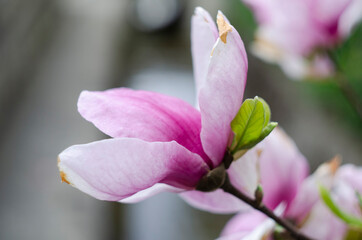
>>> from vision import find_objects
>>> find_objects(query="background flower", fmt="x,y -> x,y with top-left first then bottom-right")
220,159 -> 362,240
242,0 -> 362,79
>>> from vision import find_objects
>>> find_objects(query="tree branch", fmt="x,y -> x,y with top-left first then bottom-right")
220,174 -> 314,240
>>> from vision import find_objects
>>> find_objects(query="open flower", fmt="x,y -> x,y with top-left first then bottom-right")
220,158 -> 362,240
57,7 -> 248,202
242,0 -> 362,79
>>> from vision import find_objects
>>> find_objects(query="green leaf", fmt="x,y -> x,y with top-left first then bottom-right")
230,96 -> 277,154
319,186 -> 362,229
259,97 -> 271,128
260,122 -> 278,140
233,122 -> 278,152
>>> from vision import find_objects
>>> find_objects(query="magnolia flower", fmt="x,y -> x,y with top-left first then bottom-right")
57,7 -> 248,202
220,158 -> 362,240
242,0 -> 362,79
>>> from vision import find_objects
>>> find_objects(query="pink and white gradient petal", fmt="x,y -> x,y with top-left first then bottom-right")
258,128 -> 309,210
191,7 -> 218,97
286,158 -> 339,222
219,211 -> 273,240
78,88 -> 210,164
121,183 -> 183,203
180,189 -> 250,214
199,11 -> 248,167
299,180 -> 358,240
58,138 -> 209,201
339,0 -> 362,37
336,164 -> 362,193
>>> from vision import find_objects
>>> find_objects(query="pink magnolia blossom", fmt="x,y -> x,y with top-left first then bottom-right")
57,7 -> 248,202
220,159 -> 362,240
242,0 -> 362,79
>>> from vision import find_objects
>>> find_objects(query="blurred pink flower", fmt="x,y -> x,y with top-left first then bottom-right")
220,159 -> 362,240
57,7 -> 248,202
242,0 -> 362,79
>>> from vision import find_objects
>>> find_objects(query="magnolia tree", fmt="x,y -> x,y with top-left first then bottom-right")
58,7 -> 362,240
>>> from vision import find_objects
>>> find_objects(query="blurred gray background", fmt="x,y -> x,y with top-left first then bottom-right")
0,0 -> 361,239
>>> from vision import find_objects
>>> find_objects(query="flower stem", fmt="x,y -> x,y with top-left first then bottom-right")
220,173 -> 314,240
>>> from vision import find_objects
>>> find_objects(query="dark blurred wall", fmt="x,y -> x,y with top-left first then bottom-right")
0,0 -> 59,127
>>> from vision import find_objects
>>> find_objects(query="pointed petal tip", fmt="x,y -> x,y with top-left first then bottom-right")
194,6 -> 205,15
328,155 -> 342,175
217,11 -> 232,43
193,7 -> 212,24
58,157 -> 71,185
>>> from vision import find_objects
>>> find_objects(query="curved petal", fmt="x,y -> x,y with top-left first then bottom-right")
299,182 -> 355,240
337,164 -> 362,193
58,138 -> 209,201
191,7 -> 218,97
338,0 -> 362,37
300,201 -> 347,240
180,147 -> 260,214
121,183 -> 184,203
312,0 -> 351,26
78,88 -> 209,163
258,128 -> 309,210
199,11 -> 248,167
180,189 -> 250,214
297,165 -> 360,239
219,211 -> 268,240
286,158 -> 339,222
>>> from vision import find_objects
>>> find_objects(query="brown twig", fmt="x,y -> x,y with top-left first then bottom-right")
220,174 -> 314,240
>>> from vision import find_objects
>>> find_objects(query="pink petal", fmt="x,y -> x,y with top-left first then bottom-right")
286,159 -> 339,221
298,182 -> 355,240
312,0 -> 352,27
180,189 -> 250,214
258,128 -> 309,210
58,138 -> 209,201
337,164 -> 362,194
191,7 -> 218,98
180,148 -> 260,214
300,201 -> 347,240
245,0 -> 337,55
298,167 -> 361,239
219,204 -> 286,240
338,0 -> 362,37
219,211 -> 267,239
78,88 -> 210,164
121,183 -> 183,203
199,11 -> 248,167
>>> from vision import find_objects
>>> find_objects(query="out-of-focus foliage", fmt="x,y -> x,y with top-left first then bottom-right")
226,0 -> 257,43
332,22 -> 362,95
344,228 -> 362,240
301,23 -> 362,132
